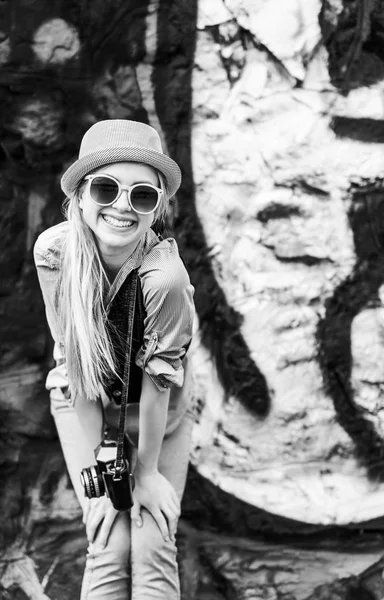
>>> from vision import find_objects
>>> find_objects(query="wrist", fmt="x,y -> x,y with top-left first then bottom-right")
135,458 -> 158,477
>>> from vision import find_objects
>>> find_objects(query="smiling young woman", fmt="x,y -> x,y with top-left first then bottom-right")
79,163 -> 161,266
34,120 -> 195,600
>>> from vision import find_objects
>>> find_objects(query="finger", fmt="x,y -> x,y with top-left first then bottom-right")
130,500 -> 142,528
158,496 -> 179,521
86,502 -> 106,543
151,509 -> 170,542
170,488 -> 180,507
167,491 -> 180,517
98,509 -> 118,549
161,506 -> 179,540
168,516 -> 178,541
82,500 -> 91,525
169,495 -> 181,516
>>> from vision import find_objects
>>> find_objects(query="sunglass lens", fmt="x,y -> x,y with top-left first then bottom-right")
130,185 -> 159,214
90,177 -> 119,205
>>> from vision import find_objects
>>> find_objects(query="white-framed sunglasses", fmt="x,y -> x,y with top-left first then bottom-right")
84,173 -> 163,215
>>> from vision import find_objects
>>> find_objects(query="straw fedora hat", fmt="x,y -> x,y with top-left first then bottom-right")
61,119 -> 182,198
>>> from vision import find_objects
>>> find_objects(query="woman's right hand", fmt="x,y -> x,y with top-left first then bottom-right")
83,496 -> 119,549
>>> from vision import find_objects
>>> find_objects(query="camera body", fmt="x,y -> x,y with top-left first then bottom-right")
80,439 -> 134,511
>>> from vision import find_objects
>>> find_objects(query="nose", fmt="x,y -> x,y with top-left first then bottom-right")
112,189 -> 132,212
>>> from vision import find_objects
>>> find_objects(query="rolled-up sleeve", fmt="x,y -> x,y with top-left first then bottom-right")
33,231 -> 63,350
135,239 -> 195,391
33,225 -> 70,395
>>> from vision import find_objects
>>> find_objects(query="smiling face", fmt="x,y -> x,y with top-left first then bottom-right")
78,161 -> 160,266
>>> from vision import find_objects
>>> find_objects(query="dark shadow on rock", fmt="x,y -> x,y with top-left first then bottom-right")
317,186 -> 384,481
307,579 -> 376,600
319,0 -> 384,89
331,117 -> 384,144
346,584 -> 375,600
153,0 -> 271,417
182,464 -> 384,541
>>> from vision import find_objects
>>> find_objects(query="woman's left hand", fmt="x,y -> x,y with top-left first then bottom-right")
131,468 -> 180,541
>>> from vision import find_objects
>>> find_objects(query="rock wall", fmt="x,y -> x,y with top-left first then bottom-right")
189,0 -> 384,524
2,0 -> 384,599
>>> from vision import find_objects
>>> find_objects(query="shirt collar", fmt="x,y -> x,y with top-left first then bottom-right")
105,229 -> 158,310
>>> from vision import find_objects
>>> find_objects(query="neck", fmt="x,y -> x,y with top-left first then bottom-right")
99,240 -> 140,277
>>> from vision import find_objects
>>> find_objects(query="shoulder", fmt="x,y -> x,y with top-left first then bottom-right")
33,221 -> 68,269
140,236 -> 191,294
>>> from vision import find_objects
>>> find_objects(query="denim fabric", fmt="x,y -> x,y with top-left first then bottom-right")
51,389 -> 195,600
105,268 -> 145,405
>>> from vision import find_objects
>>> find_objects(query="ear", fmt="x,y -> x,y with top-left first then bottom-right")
78,192 -> 84,210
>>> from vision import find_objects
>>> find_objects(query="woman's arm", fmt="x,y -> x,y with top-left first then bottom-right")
131,372 -> 181,541
130,239 -> 195,538
136,372 -> 170,473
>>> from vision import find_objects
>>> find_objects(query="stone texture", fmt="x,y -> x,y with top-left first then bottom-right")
225,0 -> 323,80
189,0 -> 384,528
92,64 -> 143,119
32,19 -> 81,65
2,0 -> 384,598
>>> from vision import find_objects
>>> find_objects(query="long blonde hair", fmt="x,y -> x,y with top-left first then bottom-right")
58,167 -> 168,401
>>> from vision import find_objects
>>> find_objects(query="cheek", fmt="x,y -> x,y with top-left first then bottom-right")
80,194 -> 99,222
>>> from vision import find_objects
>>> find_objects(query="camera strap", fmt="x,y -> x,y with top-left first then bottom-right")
114,268 -> 138,479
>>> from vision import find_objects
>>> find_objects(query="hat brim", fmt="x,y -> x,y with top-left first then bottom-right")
61,147 -> 182,198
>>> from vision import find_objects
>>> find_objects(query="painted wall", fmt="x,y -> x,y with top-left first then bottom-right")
2,1 -> 384,598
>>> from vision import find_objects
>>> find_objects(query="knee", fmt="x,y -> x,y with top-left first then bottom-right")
132,511 -> 177,567
88,512 -> 131,567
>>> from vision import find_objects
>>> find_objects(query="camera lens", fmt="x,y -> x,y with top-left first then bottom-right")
80,465 -> 104,498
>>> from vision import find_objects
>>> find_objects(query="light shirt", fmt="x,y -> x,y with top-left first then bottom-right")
34,222 -> 196,431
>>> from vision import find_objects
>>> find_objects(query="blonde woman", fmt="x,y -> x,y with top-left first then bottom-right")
34,120 -> 195,600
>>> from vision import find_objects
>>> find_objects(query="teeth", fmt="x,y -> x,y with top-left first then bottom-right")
102,215 -> 135,228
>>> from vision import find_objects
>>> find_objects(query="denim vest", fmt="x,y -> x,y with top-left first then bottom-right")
103,268 -> 195,442
105,268 -> 145,406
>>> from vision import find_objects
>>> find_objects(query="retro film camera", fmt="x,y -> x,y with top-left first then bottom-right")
80,439 -> 134,511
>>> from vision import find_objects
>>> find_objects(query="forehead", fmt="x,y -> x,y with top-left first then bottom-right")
91,161 -> 159,184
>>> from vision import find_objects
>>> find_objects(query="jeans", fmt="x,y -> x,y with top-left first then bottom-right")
50,389 -> 194,600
